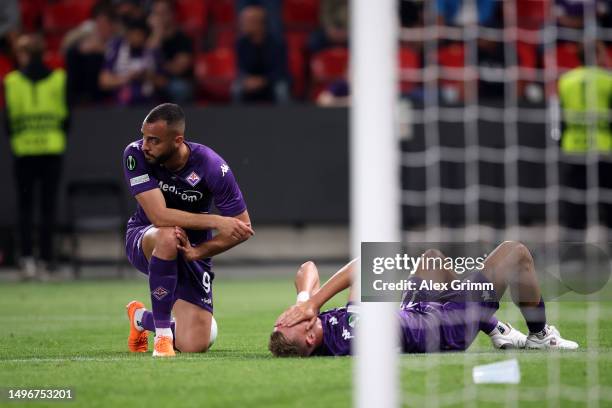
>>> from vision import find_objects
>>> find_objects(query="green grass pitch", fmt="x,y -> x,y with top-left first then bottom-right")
0,278 -> 610,407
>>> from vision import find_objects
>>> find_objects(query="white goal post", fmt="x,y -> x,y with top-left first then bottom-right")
351,1 -> 400,407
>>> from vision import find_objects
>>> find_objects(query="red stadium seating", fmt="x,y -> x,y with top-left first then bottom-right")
215,29 -> 236,49
0,55 -> 13,107
0,55 -> 13,80
283,0 -> 320,31
517,42 -> 538,68
309,47 -> 348,99
516,0 -> 549,30
195,49 -> 236,102
176,0 -> 208,39
209,0 -> 236,27
43,51 -> 65,70
398,47 -> 420,94
286,31 -> 309,98
43,0 -> 95,33
20,0 -> 45,32
437,43 -> 466,102
555,42 -> 582,71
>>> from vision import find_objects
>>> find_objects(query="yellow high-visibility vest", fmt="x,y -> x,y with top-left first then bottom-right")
559,66 -> 612,153
4,69 -> 68,157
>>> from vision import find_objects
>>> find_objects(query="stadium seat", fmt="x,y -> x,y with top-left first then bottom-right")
43,51 -> 65,70
555,42 -> 582,72
176,0 -> 208,39
398,47 -> 420,95
437,43 -> 466,102
286,31 -> 309,98
282,0 -> 320,31
0,55 -> 13,80
20,0 -> 45,32
309,47 -> 349,100
516,0 -> 548,30
43,0 -> 95,34
215,29 -> 236,49
195,49 -> 236,102
0,55 -> 14,108
209,0 -> 236,27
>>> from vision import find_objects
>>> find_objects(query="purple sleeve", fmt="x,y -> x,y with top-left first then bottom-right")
204,150 -> 247,217
103,39 -> 120,71
122,143 -> 159,196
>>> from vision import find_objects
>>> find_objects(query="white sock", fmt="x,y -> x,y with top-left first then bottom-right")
156,327 -> 173,338
133,308 -> 145,332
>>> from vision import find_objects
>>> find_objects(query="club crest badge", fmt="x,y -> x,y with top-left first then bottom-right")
152,286 -> 169,300
186,171 -> 201,187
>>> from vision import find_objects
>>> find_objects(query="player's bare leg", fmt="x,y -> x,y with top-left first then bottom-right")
482,241 -> 578,349
173,299 -> 212,352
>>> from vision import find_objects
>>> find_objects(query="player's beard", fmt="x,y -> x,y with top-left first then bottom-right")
147,145 -> 178,165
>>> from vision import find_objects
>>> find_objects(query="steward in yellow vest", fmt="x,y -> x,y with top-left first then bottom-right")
3,34 -> 69,279
558,46 -> 612,153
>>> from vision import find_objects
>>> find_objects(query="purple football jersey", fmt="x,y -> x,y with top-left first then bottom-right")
313,303 -> 359,356
122,140 -> 247,270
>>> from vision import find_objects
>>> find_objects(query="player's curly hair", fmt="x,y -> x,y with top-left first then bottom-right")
268,331 -> 304,357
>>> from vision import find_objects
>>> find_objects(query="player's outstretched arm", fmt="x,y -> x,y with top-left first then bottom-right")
275,259 -> 358,329
175,210 -> 253,260
136,189 -> 254,238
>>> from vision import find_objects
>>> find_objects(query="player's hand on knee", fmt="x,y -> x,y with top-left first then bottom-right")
275,300 -> 318,328
175,226 -> 200,261
216,216 -> 254,241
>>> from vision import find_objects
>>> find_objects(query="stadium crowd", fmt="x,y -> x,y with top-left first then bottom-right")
0,0 -> 610,107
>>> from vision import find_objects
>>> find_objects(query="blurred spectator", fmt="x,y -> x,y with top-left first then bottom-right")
233,5 -> 289,103
308,0 -> 349,54
0,0 -> 19,55
238,0 -> 283,41
478,39 -> 505,99
3,34 -> 69,279
558,41 -> 612,229
555,0 -> 612,30
113,0 -> 147,25
316,79 -> 350,107
147,0 -> 194,102
400,0 -> 424,28
64,2 -> 118,104
436,0 -> 502,27
99,18 -> 162,105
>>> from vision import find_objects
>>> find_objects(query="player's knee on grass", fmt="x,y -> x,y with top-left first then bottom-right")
175,315 -> 216,353
176,330 -> 211,353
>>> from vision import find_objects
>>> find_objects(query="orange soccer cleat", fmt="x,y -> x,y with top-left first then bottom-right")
152,335 -> 176,357
126,300 -> 149,353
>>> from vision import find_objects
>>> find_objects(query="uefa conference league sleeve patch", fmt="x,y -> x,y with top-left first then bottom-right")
126,154 -> 151,187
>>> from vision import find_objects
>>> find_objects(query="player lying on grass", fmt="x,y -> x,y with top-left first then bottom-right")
123,103 -> 253,357
270,241 -> 578,357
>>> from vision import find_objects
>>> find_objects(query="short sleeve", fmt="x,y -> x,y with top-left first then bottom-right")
204,150 -> 247,217
123,142 -> 159,196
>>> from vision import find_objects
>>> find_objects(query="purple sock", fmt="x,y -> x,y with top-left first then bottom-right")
140,310 -> 175,335
480,316 -> 498,334
520,297 -> 546,334
148,256 -> 178,329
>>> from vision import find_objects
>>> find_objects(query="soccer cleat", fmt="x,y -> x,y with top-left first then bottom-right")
126,301 -> 148,353
488,321 -> 527,349
525,325 -> 579,350
153,335 -> 176,357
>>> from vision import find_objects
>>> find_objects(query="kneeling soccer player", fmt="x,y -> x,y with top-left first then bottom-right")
270,241 -> 578,357
123,103 -> 253,357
